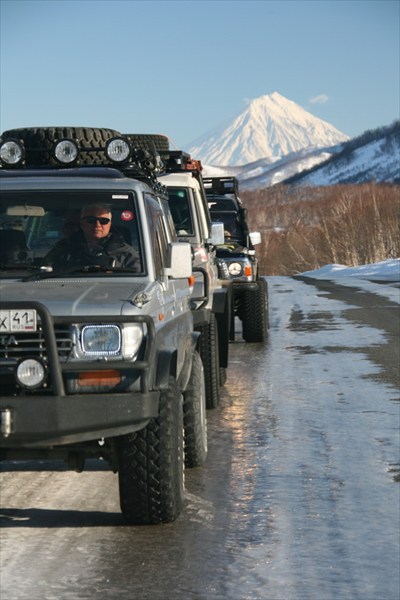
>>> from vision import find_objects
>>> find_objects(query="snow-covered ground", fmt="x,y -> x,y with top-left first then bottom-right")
300,259 -> 400,303
301,258 -> 399,282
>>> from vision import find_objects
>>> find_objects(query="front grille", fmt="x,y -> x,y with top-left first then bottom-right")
0,324 -> 73,362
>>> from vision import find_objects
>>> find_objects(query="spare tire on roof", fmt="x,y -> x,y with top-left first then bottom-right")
1,126 -> 122,167
123,134 -> 169,152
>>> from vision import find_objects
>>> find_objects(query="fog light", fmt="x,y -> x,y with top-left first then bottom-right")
106,138 -> 130,163
53,139 -> 79,164
16,358 -> 46,389
0,140 -> 24,166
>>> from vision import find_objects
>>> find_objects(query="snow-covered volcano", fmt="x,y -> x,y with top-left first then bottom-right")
186,92 -> 349,166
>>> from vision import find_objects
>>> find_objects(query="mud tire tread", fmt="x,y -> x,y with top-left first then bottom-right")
183,351 -> 207,468
242,278 -> 268,343
116,377 -> 184,524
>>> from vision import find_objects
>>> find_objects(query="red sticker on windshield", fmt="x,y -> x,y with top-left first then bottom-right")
121,211 -> 134,221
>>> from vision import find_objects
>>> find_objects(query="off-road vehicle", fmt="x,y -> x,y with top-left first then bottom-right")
0,126 -> 207,524
122,136 -> 232,408
203,176 -> 268,343
157,151 -> 232,406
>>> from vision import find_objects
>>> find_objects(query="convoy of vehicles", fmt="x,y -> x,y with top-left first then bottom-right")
158,151 -> 231,406
0,126 -> 266,524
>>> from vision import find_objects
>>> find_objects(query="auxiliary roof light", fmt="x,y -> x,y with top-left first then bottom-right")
0,139 -> 25,166
106,137 -> 131,163
15,358 -> 47,389
53,139 -> 79,164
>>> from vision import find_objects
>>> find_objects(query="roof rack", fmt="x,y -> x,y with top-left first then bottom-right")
203,176 -> 239,197
0,134 -> 168,195
160,150 -> 203,174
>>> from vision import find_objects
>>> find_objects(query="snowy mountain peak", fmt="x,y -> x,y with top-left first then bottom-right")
187,92 -> 349,166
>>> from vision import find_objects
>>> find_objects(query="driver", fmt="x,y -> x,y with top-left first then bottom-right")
53,204 -> 140,270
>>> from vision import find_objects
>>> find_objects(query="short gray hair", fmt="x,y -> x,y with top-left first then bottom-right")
81,204 -> 112,218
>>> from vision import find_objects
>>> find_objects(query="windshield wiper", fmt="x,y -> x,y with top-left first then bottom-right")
0,264 -> 43,272
23,265 -> 139,281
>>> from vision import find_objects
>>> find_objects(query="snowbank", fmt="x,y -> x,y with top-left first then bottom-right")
301,259 -> 400,282
299,259 -> 399,304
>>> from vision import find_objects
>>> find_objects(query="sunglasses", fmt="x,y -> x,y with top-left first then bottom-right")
82,216 -> 111,225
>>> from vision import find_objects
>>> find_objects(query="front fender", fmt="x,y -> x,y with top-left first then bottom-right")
155,332 -> 200,390
155,350 -> 177,390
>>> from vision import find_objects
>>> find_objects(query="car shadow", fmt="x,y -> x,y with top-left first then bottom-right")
0,507 -> 126,528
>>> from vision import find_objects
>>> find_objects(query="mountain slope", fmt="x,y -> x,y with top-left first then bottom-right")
202,122 -> 399,189
187,92 -> 349,166
284,121 -> 400,186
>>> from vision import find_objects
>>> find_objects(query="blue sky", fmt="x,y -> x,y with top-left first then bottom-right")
0,0 -> 398,150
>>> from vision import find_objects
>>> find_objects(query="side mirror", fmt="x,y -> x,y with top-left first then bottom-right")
210,222 -> 225,246
249,231 -> 261,246
164,242 -> 192,279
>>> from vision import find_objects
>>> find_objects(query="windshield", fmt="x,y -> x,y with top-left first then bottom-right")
207,195 -> 238,211
0,190 -> 144,276
210,211 -> 245,244
166,188 -> 195,236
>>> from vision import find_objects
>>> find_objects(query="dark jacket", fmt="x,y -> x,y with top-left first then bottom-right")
53,229 -> 140,270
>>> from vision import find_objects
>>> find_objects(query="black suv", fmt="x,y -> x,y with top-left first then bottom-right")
203,176 -> 268,343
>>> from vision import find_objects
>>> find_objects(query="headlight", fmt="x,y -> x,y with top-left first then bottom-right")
122,324 -> 144,359
228,262 -> 243,276
0,139 -> 24,166
106,138 -> 131,163
53,139 -> 79,164
15,358 -> 47,389
81,325 -> 121,356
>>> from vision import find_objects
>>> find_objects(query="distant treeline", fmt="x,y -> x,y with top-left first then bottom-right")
242,183 -> 400,276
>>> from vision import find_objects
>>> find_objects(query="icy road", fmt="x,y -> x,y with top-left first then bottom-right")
1,276 -> 399,600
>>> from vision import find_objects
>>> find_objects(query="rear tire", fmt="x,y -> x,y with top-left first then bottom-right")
183,351 -> 207,468
242,279 -> 268,343
116,377 -> 184,524
198,312 -> 220,409
220,367 -> 227,387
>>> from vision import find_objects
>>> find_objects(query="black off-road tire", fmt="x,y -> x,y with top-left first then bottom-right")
242,278 -> 268,343
197,312 -> 220,409
116,377 -> 184,524
1,126 -> 121,167
220,367 -> 227,386
123,134 -> 169,152
183,351 -> 207,468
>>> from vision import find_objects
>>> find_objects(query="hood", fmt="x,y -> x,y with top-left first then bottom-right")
0,278 -> 151,317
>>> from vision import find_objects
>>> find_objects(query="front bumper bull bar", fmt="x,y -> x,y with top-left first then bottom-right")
0,301 -> 159,447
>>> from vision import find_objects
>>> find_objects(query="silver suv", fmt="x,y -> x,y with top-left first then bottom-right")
0,126 -> 207,524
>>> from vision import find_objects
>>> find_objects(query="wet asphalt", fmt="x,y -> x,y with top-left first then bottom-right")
1,276 -> 399,600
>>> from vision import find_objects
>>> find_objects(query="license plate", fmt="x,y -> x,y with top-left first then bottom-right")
0,309 -> 37,332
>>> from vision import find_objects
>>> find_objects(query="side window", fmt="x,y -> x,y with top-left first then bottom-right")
167,188 -> 194,236
145,194 -> 169,279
